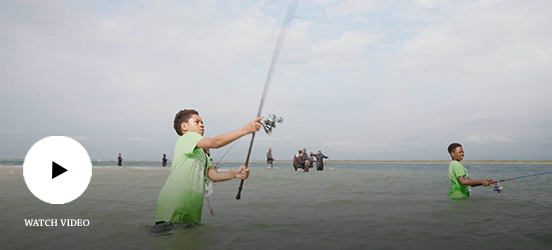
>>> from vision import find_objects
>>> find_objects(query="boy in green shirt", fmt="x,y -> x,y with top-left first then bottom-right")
155,109 -> 263,224
447,143 -> 494,199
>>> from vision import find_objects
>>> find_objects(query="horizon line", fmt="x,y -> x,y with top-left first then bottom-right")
1,159 -> 551,164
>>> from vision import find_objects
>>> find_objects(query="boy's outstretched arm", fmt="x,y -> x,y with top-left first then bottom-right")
207,165 -> 250,182
198,116 -> 263,149
458,176 -> 494,186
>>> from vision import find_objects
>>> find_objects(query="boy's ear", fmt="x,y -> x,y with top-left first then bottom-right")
181,122 -> 188,133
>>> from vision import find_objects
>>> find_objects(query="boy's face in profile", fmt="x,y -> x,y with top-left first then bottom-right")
450,146 -> 464,161
181,114 -> 205,136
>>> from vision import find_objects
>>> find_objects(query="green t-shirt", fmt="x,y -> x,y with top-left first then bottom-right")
448,160 -> 469,199
155,132 -> 212,224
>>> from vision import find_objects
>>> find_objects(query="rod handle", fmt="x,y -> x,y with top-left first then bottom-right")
471,180 -> 498,187
236,180 -> 244,200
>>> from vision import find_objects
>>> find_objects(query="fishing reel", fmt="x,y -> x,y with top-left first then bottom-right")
493,182 -> 503,193
261,114 -> 283,135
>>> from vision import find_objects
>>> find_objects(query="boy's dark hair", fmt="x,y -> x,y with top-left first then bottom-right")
447,143 -> 462,155
173,109 -> 199,136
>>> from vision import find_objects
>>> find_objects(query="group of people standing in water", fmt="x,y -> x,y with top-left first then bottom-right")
266,148 -> 329,171
119,148 -> 328,171
290,148 -> 329,171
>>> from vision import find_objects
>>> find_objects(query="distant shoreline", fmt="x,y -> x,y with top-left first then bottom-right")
2,159 -> 550,164
221,160 -> 552,164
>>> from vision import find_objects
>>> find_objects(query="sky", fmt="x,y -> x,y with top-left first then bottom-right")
1,0 -> 551,161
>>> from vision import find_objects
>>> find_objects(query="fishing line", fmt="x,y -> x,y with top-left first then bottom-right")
205,139 -> 241,215
213,139 -> 240,169
236,0 -> 299,200
323,144 -> 341,153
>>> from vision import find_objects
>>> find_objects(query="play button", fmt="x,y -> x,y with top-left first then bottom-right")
23,136 -> 92,204
52,161 -> 68,179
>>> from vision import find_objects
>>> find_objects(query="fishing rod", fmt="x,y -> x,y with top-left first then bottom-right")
472,171 -> 552,193
236,1 -> 299,200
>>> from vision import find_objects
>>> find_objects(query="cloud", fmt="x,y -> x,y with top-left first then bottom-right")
330,0 -> 387,16
123,137 -> 167,142
1,0 -> 550,161
256,136 -> 295,142
411,0 -> 451,10
486,135 -> 517,143
123,129 -> 164,134
386,0 -> 552,82
465,135 -> 517,143
310,30 -> 382,72
465,135 -> 483,143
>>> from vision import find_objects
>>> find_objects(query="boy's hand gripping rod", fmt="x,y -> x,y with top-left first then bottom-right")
236,1 -> 298,200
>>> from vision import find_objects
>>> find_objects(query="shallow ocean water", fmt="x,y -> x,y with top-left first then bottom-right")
0,162 -> 550,250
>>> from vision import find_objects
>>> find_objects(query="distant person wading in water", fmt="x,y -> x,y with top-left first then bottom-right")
162,154 -> 168,167
315,151 -> 328,171
307,152 -> 315,169
267,148 -> 274,168
294,151 -> 307,172
117,153 -> 123,166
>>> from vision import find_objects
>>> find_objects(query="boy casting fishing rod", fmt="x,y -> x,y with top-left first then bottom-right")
154,109 -> 262,225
